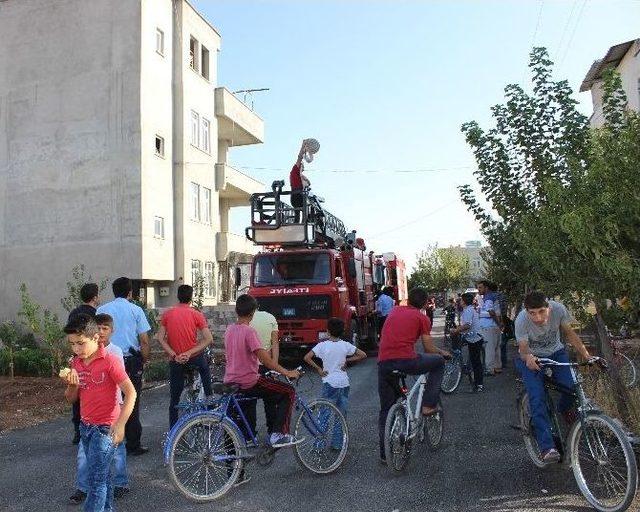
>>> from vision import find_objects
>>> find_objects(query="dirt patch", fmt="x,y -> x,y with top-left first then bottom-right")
0,376 -> 68,432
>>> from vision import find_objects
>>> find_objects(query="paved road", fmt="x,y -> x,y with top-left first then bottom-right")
0,315 -> 608,511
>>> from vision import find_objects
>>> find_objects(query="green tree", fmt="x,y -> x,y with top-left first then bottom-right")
409,245 -> 471,293
60,264 -> 109,313
18,284 -> 66,377
0,322 -> 20,379
192,272 -> 206,311
458,47 -> 590,302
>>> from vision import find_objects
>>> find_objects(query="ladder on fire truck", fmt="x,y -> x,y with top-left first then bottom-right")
245,180 -> 347,248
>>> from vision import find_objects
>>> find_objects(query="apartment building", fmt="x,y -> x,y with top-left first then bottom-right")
580,38 -> 640,127
0,0 -> 264,317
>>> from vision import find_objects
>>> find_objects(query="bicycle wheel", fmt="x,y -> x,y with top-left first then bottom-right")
617,354 -> 637,388
384,401 -> 411,471
425,407 -> 444,450
293,399 -> 349,474
518,392 -> 547,469
167,415 -> 245,501
569,413 -> 638,512
441,358 -> 462,394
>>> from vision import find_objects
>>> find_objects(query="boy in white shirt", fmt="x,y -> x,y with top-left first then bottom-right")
304,318 -> 366,448
451,293 -> 485,392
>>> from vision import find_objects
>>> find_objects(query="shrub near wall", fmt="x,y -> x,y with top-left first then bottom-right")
0,348 -> 53,377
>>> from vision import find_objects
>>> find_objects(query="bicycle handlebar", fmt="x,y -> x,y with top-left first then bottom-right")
536,356 -> 608,369
264,366 -> 305,384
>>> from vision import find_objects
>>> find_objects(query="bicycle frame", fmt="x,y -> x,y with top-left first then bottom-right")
395,373 -> 426,440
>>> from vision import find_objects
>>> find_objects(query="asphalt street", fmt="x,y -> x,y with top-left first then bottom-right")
0,315 -> 612,511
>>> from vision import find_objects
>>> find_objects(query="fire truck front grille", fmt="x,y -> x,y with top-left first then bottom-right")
256,295 -> 331,320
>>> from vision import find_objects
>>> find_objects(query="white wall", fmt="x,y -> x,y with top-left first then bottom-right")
172,1 -> 221,304
140,0 -> 174,281
0,0 -> 142,318
589,40 -> 640,127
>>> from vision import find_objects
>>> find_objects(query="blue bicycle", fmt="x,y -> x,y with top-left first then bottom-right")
163,369 -> 349,501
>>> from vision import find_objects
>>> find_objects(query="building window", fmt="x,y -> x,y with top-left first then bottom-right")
204,261 -> 214,297
189,36 -> 199,71
190,182 -> 200,221
156,28 -> 164,56
201,46 -> 210,80
202,187 -> 211,224
155,135 -> 164,157
153,216 -> 165,239
190,110 -> 199,147
201,118 -> 210,153
191,259 -> 202,287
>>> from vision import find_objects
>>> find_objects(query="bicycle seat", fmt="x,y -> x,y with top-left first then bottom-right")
391,370 -> 407,378
212,381 -> 240,395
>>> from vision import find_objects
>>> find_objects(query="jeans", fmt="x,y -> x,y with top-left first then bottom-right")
468,341 -> 484,386
319,383 -> 349,449
481,326 -> 502,372
123,354 -> 143,451
515,348 -> 576,452
377,354 -> 445,458
169,352 -> 213,428
237,376 -> 295,436
77,442 -> 128,492
79,422 -> 116,512
500,332 -> 509,369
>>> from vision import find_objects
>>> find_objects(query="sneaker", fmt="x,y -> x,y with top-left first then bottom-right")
114,487 -> 130,499
69,490 -> 86,505
475,385 -> 484,392
540,448 -> 561,464
269,433 -> 304,448
234,474 -> 251,487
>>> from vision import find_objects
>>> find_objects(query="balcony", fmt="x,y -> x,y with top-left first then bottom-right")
216,231 -> 257,261
215,163 -> 264,201
215,87 -> 264,146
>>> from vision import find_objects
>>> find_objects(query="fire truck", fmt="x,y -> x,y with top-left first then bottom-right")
245,181 -> 407,355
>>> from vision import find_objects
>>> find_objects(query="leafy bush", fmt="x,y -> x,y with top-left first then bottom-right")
144,360 -> 169,382
0,348 -> 53,377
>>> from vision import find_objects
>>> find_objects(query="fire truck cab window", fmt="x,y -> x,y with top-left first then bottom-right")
254,253 -> 331,285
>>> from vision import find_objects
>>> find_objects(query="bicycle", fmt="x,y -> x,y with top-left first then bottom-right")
163,368 -> 349,501
178,347 -> 218,406
441,339 -> 473,394
517,357 -> 638,512
384,370 -> 444,472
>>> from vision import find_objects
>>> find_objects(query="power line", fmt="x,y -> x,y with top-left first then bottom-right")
556,0 -> 579,62
558,0 -> 588,66
367,200 -> 459,240
234,165 -> 473,174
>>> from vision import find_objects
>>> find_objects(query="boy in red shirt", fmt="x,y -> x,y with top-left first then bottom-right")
60,314 -> 136,512
224,294 -> 301,451
156,285 -> 214,427
377,288 -> 450,463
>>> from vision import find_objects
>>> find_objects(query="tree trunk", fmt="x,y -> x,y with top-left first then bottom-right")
9,345 -> 14,380
593,304 -> 631,423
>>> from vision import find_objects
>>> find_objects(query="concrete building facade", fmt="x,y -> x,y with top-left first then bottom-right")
0,0 -> 264,318
580,38 -> 640,127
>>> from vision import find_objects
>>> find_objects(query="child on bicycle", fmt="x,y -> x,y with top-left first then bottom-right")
224,294 -> 301,451
60,314 -> 136,512
451,293 -> 484,392
303,318 -> 366,447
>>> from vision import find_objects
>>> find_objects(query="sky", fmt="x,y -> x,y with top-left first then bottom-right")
192,0 -> 639,270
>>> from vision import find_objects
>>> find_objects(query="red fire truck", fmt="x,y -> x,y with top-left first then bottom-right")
245,181 -> 407,355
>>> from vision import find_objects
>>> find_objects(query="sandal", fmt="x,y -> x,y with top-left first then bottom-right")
421,406 -> 442,417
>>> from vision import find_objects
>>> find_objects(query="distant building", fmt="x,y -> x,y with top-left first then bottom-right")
449,241 -> 486,287
0,0 -> 265,317
580,38 -> 640,127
